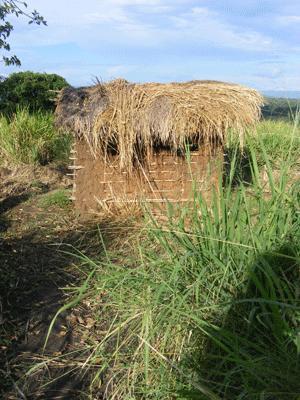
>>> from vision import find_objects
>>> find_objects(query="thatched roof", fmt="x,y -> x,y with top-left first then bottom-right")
55,79 -> 263,171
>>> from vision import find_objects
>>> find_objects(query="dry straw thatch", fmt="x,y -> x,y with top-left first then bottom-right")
55,79 -> 263,171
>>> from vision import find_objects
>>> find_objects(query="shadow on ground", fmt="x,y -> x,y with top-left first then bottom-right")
0,193 -> 32,233
0,227 -> 100,399
180,242 -> 300,400
0,179 -> 112,399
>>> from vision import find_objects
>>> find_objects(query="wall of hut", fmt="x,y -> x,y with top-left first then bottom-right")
70,141 -> 223,213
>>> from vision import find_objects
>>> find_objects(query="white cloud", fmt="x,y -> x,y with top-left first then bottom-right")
170,7 -> 275,51
249,59 -> 300,90
106,64 -> 138,78
277,15 -> 300,24
2,0 -> 300,89
7,0 -> 277,52
108,0 -> 164,5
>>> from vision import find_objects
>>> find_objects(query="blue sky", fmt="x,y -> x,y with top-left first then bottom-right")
1,0 -> 300,90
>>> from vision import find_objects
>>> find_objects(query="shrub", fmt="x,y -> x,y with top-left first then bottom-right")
0,71 -> 69,114
262,97 -> 300,120
0,108 -> 71,165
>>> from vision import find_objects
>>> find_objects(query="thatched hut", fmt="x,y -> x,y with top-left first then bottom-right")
55,79 -> 263,213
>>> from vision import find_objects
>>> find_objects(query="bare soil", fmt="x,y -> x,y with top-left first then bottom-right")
0,164 -> 101,399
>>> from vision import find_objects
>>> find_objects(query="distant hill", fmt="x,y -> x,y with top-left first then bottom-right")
262,96 -> 299,119
263,90 -> 300,99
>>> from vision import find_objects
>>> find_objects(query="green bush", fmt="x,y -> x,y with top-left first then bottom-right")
0,108 -> 71,165
262,97 -> 300,120
0,71 -> 69,114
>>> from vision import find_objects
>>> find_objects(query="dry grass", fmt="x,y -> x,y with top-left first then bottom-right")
0,164 -> 69,201
55,79 -> 263,171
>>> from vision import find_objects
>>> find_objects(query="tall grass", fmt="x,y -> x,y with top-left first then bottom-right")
251,118 -> 300,168
42,119 -> 300,399
0,108 -> 71,165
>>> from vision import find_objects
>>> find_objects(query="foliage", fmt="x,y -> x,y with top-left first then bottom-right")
262,97 -> 300,120
0,71 -> 69,114
0,0 -> 46,66
0,108 -> 71,165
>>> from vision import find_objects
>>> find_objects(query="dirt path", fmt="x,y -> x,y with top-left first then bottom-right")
0,165 -> 99,399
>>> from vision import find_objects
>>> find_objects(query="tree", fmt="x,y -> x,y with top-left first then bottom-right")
0,1 -> 47,66
0,71 -> 69,114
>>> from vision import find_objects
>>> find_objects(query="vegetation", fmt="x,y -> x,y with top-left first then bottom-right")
262,97 -> 300,120
252,119 -> 300,167
225,119 -> 300,180
40,119 -> 300,399
0,71 -> 69,114
0,0 -> 46,66
0,108 -> 71,165
39,189 -> 70,208
1,114 -> 300,399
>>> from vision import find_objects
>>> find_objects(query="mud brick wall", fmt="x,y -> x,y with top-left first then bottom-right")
70,141 -> 222,213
